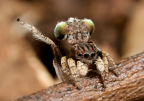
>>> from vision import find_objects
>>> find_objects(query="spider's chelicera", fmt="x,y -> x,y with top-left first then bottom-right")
17,17 -> 119,90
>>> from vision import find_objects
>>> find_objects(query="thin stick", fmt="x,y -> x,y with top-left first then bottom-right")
14,52 -> 144,101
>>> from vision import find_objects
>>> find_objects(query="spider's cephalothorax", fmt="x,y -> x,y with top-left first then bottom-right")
17,17 -> 119,90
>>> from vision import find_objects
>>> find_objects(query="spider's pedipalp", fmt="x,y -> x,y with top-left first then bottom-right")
102,56 -> 109,73
17,17 -> 56,49
77,61 -> 88,77
95,56 -> 105,73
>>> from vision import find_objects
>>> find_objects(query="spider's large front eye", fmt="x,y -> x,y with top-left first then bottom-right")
54,22 -> 67,40
84,53 -> 89,59
91,52 -> 95,58
84,19 -> 95,36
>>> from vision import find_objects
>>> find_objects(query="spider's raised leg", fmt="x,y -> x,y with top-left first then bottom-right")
17,18 -> 65,81
102,51 -> 119,76
17,18 -> 56,49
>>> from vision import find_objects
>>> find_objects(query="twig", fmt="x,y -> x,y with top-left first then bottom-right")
14,52 -> 144,101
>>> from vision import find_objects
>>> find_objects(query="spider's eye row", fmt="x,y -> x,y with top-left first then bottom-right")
84,19 -> 95,36
78,52 -> 96,58
54,22 -> 66,40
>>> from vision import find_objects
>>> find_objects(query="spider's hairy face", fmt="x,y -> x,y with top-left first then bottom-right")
54,18 -> 96,63
71,42 -> 101,64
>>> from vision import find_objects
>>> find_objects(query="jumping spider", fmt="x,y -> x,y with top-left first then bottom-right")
17,17 -> 119,89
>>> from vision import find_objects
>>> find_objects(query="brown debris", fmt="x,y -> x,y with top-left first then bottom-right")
14,52 -> 144,101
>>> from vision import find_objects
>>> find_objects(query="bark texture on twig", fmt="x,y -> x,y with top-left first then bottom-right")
14,52 -> 144,101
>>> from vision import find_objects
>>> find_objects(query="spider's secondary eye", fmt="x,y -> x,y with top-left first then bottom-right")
78,53 -> 82,56
54,22 -> 66,40
84,53 -> 89,58
91,52 -> 95,57
84,19 -> 95,36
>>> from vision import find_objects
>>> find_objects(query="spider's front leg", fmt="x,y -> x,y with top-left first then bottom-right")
101,51 -> 119,76
95,51 -> 119,89
95,56 -> 108,88
17,18 -> 67,82
63,57 -> 82,89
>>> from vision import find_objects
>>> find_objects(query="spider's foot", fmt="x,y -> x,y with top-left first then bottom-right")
77,86 -> 82,90
103,84 -> 106,88
113,69 -> 120,76
76,82 -> 82,90
102,87 -> 106,91
101,78 -> 107,91
72,81 -> 82,90
115,72 -> 120,76
101,84 -> 106,91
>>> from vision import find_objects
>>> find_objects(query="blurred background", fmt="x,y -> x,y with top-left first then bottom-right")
0,0 -> 144,100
